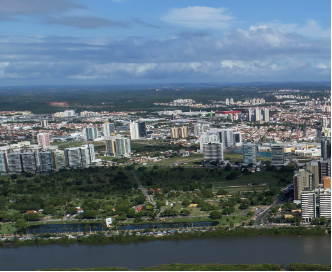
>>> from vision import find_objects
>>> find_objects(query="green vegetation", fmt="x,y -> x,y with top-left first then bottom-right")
140,263 -> 282,271
0,164 -> 296,235
288,263 -> 331,271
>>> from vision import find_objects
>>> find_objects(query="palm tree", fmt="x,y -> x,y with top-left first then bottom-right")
55,226 -> 59,235
70,225 -> 74,233
62,226 -> 67,233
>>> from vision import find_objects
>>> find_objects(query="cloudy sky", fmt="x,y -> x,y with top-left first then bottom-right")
0,0 -> 330,85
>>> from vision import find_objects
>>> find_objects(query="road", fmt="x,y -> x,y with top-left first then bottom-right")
132,171 -> 156,206
254,183 -> 294,226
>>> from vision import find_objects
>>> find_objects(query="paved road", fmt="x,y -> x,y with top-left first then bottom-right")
254,183 -> 294,225
132,171 -> 156,206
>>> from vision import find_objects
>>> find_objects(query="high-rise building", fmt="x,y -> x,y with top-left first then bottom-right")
225,98 -> 230,105
171,127 -> 179,139
233,132 -> 242,147
64,144 -> 95,168
37,133 -> 50,150
248,109 -> 254,122
322,116 -> 328,128
170,126 -> 188,139
5,152 -> 38,173
106,135 -> 131,157
199,129 -> 222,151
138,122 -> 146,137
271,145 -> 284,166
230,98 -> 234,105
6,153 -> 22,173
242,143 -> 257,164
306,163 -> 320,188
203,142 -> 223,161
319,191 -> 331,219
293,169 -> 315,200
53,151 -> 65,170
103,122 -> 115,139
255,108 -> 261,122
179,126 -> 188,138
263,109 -> 269,122
85,127 -> 98,141
130,122 -> 139,140
321,137 -> 331,159
301,191 -> 316,222
323,176 -> 331,189
194,123 -> 208,137
39,151 -> 54,173
0,152 -> 6,173
316,127 -> 322,143
221,129 -> 234,148
40,120 -> 48,127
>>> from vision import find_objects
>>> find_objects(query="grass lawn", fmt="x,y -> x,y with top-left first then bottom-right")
145,153 -> 204,167
0,223 -> 15,235
225,153 -> 271,162
56,141 -> 105,150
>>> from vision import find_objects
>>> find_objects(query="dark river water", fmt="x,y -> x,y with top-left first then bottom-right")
0,235 -> 330,271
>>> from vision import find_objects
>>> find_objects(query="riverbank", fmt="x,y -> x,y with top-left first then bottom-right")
0,226 -> 327,247
38,262 -> 332,271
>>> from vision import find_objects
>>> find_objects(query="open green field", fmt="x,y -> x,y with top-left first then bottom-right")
56,141 -> 106,150
146,153 -> 204,166
224,153 -> 271,162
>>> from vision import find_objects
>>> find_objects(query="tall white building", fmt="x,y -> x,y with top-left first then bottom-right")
37,133 -> 50,150
106,135 -> 131,157
255,108 -> 261,122
225,98 -> 230,105
130,122 -> 139,140
248,109 -> 254,122
85,127 -> 98,141
264,109 -> 269,122
103,122 -> 115,139
230,98 -> 234,105
301,192 -> 316,222
199,128 -> 234,151
221,129 -> 234,148
64,144 -> 95,168
319,191 -> 331,219
322,116 -> 328,128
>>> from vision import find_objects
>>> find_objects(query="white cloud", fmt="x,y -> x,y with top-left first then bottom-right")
254,19 -> 331,39
161,6 -> 235,29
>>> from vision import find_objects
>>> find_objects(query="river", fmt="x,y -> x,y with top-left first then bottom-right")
0,235 -> 330,270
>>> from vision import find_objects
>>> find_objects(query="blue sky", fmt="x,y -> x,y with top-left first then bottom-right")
0,0 -> 330,85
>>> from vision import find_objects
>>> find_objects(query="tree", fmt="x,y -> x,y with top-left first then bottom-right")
135,195 -> 146,205
209,211 -> 222,220
217,189 -> 228,195
15,219 -> 28,233
126,208 -> 136,218
248,220 -> 254,226
66,207 -> 76,215
182,199 -> 190,206
180,209 -> 191,216
320,217 -> 327,225
224,164 -> 232,171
